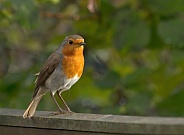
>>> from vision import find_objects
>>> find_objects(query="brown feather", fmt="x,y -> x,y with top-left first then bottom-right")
33,52 -> 61,98
23,95 -> 43,118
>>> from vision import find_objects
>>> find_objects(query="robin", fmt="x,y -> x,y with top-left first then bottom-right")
23,35 -> 85,118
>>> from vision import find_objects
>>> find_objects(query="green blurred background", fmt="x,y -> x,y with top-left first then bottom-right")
0,0 -> 184,117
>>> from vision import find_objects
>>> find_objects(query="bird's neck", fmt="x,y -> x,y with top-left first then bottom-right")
62,46 -> 84,57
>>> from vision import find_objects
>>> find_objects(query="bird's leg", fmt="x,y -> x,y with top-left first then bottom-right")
57,91 -> 72,112
50,92 -> 66,114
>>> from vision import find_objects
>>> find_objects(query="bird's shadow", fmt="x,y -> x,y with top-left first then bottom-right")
35,111 -> 74,118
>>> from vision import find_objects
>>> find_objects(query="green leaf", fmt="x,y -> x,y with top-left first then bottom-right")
11,0 -> 38,28
113,9 -> 150,52
158,18 -> 184,47
148,0 -> 184,16
157,89 -> 184,116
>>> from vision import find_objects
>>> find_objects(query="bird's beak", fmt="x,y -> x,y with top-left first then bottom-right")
80,42 -> 86,46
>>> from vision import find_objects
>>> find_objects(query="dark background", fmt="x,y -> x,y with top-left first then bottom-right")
0,0 -> 184,116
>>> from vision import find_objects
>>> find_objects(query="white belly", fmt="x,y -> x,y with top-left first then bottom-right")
59,74 -> 80,91
44,66 -> 80,95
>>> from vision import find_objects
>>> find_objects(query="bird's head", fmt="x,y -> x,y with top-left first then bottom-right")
61,35 -> 85,56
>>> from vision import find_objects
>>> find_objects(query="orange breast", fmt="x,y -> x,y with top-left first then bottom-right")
61,42 -> 84,79
62,55 -> 84,79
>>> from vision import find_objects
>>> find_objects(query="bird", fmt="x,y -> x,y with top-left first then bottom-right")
23,35 -> 85,118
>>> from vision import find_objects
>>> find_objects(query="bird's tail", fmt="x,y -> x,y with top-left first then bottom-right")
23,96 -> 43,118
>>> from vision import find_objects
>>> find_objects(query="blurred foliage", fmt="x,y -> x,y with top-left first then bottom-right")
0,0 -> 184,117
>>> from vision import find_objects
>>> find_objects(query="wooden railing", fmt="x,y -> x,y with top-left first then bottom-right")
0,108 -> 184,135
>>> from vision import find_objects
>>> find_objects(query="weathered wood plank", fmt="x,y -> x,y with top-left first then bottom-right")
0,108 -> 184,135
0,126 -> 117,135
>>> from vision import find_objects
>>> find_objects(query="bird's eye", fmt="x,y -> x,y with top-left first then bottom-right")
69,40 -> 73,45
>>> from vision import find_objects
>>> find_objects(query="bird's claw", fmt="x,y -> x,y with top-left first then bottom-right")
53,110 -> 74,115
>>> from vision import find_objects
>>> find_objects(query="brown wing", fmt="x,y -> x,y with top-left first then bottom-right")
32,52 -> 62,98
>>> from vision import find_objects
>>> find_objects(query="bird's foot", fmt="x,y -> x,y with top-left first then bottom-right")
66,109 -> 75,114
59,109 -> 69,114
53,110 -> 74,115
